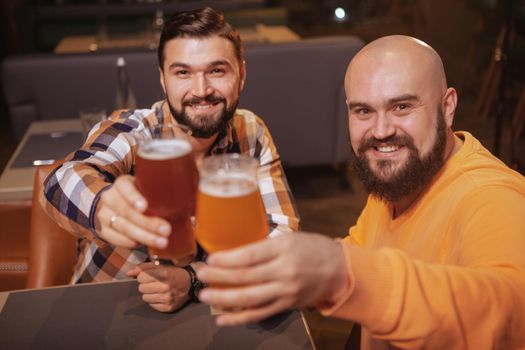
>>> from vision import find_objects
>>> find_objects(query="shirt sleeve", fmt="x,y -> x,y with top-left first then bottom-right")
252,116 -> 300,236
40,109 -> 145,240
321,187 -> 525,349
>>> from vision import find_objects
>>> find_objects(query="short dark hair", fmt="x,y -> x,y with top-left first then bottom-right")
157,7 -> 243,70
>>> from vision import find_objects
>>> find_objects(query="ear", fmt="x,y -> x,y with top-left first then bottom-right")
442,87 -> 457,128
239,60 -> 247,92
159,67 -> 167,94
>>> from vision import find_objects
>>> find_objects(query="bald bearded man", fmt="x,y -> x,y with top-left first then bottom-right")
196,35 -> 525,349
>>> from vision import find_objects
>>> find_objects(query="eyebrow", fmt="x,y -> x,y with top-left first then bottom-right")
347,101 -> 372,110
167,62 -> 190,70
347,94 -> 421,110
388,94 -> 421,104
209,60 -> 233,68
167,60 -> 233,71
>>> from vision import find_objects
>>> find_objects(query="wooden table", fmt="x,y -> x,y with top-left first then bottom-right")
0,280 -> 314,349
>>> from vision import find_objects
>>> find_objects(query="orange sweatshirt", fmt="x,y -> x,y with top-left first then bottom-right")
321,132 -> 525,349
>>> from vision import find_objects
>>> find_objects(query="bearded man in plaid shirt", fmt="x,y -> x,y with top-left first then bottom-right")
41,7 -> 299,313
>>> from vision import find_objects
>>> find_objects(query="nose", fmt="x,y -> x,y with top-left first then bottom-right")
191,74 -> 213,98
371,113 -> 395,140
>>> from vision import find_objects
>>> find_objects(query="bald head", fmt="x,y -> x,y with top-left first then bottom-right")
345,35 -> 457,205
345,35 -> 460,206
345,35 -> 447,106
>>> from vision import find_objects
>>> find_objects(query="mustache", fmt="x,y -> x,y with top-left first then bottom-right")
357,134 -> 416,154
182,94 -> 225,106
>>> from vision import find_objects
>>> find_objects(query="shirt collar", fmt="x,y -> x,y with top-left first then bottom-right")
209,121 -> 234,155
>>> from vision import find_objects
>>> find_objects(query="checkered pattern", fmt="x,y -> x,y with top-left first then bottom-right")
41,100 -> 299,283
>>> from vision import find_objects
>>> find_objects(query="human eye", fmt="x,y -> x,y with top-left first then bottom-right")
175,69 -> 190,77
394,103 -> 411,113
349,107 -> 373,120
210,67 -> 226,76
351,107 -> 371,117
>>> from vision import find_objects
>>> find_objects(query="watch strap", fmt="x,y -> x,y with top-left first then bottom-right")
182,264 -> 201,302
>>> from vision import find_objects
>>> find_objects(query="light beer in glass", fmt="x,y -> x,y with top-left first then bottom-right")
195,154 -> 268,254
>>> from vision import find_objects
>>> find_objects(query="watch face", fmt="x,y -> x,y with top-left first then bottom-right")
193,280 -> 204,299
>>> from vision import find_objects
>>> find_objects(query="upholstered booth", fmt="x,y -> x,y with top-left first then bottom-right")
26,162 -> 77,289
0,162 -> 77,291
0,201 -> 31,290
2,36 -> 364,166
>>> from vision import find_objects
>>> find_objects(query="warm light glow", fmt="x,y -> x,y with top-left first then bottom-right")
335,7 -> 346,20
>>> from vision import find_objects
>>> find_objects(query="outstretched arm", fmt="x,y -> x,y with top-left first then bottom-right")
252,115 -> 300,236
40,110 -> 170,249
197,188 -> 525,348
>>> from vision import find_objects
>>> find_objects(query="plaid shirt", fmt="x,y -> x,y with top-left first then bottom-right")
41,101 -> 300,283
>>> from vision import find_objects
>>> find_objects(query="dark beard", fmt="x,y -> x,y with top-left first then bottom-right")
167,94 -> 238,139
351,113 -> 447,203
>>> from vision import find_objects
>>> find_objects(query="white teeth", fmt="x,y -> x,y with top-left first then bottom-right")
193,104 -> 211,110
377,145 -> 399,153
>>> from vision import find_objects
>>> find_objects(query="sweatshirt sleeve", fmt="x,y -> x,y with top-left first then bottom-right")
322,187 -> 525,349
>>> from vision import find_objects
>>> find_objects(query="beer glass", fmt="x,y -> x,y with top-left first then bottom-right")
134,124 -> 198,265
195,154 -> 268,255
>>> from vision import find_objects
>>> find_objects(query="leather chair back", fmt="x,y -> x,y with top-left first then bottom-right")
26,162 -> 77,288
0,201 -> 31,291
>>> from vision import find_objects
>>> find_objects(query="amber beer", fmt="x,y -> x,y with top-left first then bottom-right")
195,155 -> 268,254
135,138 -> 198,265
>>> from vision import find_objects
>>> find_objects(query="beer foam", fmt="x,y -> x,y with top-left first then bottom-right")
200,173 -> 258,197
138,139 -> 191,160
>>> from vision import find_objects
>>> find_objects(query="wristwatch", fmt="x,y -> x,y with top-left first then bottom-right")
182,264 -> 204,303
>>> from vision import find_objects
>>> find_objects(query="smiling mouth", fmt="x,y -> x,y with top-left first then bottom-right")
375,144 -> 402,153
188,101 -> 221,110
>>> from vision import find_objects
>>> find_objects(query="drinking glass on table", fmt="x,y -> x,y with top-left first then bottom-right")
79,107 -> 107,139
134,124 -> 198,266
194,153 -> 268,261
